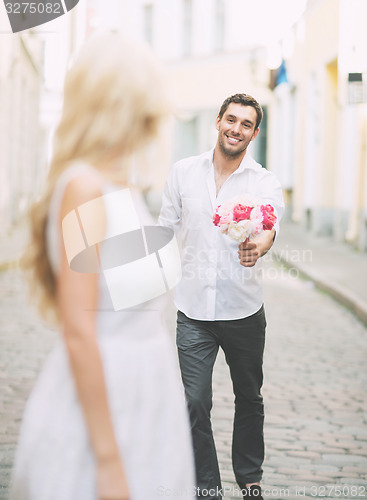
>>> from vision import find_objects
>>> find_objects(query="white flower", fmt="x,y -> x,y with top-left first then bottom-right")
227,220 -> 256,242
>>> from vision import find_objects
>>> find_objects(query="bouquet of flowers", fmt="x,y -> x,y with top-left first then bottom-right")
212,194 -> 277,243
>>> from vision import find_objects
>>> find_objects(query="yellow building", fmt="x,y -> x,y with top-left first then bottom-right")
269,0 -> 367,250
0,13 -> 44,233
0,3 -> 88,235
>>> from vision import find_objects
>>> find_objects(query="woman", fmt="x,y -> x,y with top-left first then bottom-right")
11,33 -> 195,500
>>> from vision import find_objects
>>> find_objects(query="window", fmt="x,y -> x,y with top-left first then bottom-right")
174,117 -> 198,161
214,0 -> 225,51
182,0 -> 192,56
251,106 -> 267,169
143,4 -> 153,45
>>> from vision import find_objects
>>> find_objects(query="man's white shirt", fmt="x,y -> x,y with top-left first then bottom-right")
158,148 -> 285,321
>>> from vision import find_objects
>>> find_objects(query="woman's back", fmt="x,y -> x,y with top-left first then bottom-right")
11,164 -> 195,499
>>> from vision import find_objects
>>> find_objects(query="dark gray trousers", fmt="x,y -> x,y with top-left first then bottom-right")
176,306 -> 266,499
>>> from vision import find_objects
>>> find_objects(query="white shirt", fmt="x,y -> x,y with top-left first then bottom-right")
158,148 -> 285,321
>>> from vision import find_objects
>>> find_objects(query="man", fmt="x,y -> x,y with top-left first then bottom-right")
158,94 -> 284,500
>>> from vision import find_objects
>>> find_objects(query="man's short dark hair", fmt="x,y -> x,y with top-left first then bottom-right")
218,93 -> 263,130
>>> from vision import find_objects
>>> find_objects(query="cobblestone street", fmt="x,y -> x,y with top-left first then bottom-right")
0,270 -> 56,499
212,260 -> 367,499
1,260 -> 367,499
2,0 -> 367,497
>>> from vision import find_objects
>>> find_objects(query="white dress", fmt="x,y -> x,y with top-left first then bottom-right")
10,164 -> 195,500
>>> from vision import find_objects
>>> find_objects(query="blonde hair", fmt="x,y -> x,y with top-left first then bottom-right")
22,32 -> 170,324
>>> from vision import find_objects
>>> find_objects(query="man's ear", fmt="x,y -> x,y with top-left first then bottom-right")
215,115 -> 221,131
251,127 -> 260,141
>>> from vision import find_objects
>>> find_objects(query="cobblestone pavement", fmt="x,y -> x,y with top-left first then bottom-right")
212,262 -> 367,500
1,263 -> 367,500
0,270 -> 56,499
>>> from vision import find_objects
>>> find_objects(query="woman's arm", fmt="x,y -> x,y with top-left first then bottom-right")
57,176 -> 129,500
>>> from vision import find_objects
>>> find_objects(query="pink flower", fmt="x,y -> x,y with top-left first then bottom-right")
213,196 -> 277,243
213,213 -> 221,226
218,214 -> 232,233
233,204 -> 252,222
260,204 -> 277,230
250,206 -> 264,235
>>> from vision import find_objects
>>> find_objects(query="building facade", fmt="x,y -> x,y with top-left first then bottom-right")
0,2 -> 88,235
268,0 -> 367,250
0,12 -> 44,233
90,0 -> 297,188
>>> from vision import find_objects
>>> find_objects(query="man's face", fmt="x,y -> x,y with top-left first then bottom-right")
216,103 -> 259,158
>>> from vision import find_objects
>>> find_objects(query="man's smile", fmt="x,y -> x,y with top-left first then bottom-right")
225,134 -> 242,145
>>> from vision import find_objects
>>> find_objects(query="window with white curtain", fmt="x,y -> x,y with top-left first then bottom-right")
214,0 -> 225,51
143,4 -> 153,45
182,0 -> 193,56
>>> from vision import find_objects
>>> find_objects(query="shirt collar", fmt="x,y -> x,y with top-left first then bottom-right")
202,147 -> 260,173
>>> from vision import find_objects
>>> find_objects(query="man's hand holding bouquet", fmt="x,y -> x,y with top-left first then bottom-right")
213,195 -> 277,267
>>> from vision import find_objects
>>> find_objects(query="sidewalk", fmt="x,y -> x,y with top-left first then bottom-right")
271,222 -> 367,325
1,219 -> 367,325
